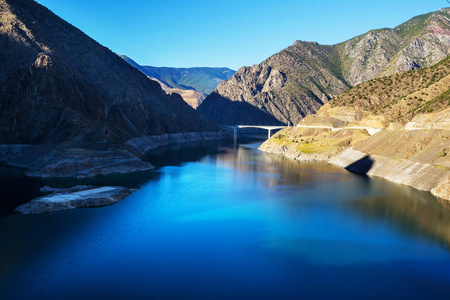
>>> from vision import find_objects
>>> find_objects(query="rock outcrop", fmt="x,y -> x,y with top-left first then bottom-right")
15,185 -> 136,214
199,8 -> 450,125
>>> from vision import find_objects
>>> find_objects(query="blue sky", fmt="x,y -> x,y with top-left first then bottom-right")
36,0 -> 447,70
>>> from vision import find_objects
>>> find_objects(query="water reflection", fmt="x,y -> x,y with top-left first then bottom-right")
1,141 -> 450,299
211,143 -> 355,188
347,179 -> 450,249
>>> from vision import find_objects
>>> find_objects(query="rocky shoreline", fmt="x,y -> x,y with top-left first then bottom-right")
0,131 -> 231,214
0,131 -> 230,179
125,131 -> 230,158
259,127 -> 450,202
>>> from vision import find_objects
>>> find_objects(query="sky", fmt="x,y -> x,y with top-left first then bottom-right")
35,0 -> 448,70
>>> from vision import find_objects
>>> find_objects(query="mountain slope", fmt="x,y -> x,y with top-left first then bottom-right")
199,41 -> 349,125
198,8 -> 450,125
325,55 -> 450,125
0,0 -> 217,146
120,56 -> 207,109
259,56 -> 450,201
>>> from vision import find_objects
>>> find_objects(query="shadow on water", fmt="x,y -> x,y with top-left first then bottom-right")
0,138 -> 259,216
142,140 -> 232,168
0,164 -> 42,217
0,164 -> 163,217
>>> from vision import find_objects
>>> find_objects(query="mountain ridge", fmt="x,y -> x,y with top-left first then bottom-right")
198,8 -> 450,125
258,46 -> 450,201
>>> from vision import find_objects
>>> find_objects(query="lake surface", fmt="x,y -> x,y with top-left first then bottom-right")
1,140 -> 450,299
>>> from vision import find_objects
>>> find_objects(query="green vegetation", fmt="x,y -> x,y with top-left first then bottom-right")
395,12 -> 431,38
330,54 -> 450,123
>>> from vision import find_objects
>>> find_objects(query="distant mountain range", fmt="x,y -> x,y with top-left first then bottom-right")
198,8 -> 450,125
120,56 -> 235,108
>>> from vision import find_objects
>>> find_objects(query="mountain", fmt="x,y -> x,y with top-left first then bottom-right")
326,56 -> 450,124
120,56 -> 207,109
259,53 -> 450,201
0,0 -> 218,145
0,0 -> 223,177
120,55 -> 235,108
198,8 -> 450,125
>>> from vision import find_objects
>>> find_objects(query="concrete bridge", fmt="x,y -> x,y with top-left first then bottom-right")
296,125 -> 382,136
220,125 -> 287,139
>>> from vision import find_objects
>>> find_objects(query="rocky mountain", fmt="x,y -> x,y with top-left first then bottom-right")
0,0 -> 219,145
326,56 -> 450,125
0,0 -> 225,177
259,53 -> 450,201
198,8 -> 450,125
120,55 -> 235,108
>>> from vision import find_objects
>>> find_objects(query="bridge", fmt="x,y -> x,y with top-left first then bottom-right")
296,125 -> 382,136
220,125 -> 287,139
219,124 -> 382,140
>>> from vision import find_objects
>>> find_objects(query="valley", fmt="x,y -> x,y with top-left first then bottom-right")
1,0 -> 450,298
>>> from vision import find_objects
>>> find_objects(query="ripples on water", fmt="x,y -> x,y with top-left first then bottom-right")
1,140 -> 450,299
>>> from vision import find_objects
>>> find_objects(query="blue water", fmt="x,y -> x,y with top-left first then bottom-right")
1,141 -> 450,299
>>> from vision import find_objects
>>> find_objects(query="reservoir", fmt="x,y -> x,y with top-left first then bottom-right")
1,140 -> 450,299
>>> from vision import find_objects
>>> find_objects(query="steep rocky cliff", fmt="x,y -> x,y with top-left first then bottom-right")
199,41 -> 348,125
0,0 -> 218,146
199,8 -> 450,125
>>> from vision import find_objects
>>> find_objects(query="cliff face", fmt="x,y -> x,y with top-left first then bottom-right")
340,10 -> 450,85
198,41 -> 348,125
199,8 -> 450,125
0,0 -> 217,146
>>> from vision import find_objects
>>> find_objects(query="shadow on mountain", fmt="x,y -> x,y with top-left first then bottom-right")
198,92 -> 285,125
344,155 -> 374,175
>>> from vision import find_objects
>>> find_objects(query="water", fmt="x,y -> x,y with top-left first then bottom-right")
1,141 -> 450,299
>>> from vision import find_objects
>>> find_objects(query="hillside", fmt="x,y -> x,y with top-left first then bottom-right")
0,0 -> 224,177
259,54 -> 450,201
198,8 -> 450,125
327,56 -> 450,124
143,76 -> 206,109
0,0 -> 219,144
